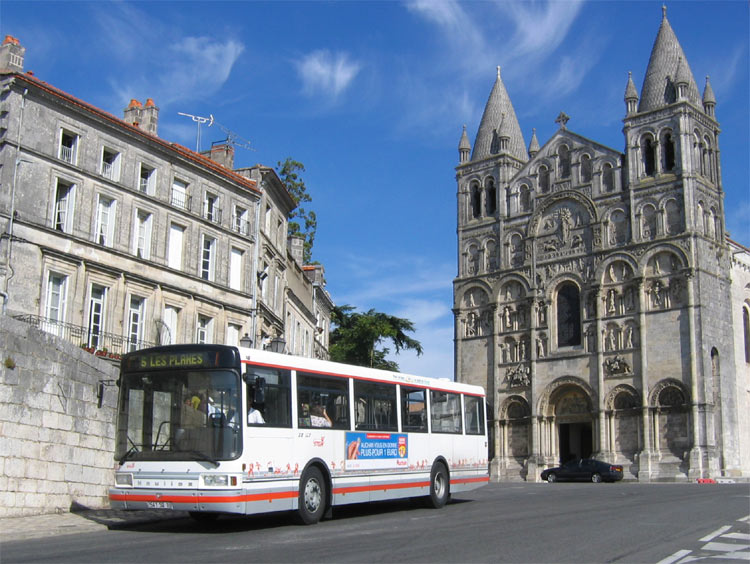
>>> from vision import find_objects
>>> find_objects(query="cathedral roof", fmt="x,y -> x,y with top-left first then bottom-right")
528,128 -> 540,155
624,71 -> 638,101
458,124 -> 471,150
638,6 -> 700,112
471,66 -> 528,162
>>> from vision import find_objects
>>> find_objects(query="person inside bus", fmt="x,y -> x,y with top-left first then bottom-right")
248,402 -> 265,425
310,405 -> 332,428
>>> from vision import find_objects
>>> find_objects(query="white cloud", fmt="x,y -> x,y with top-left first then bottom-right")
295,50 -> 361,99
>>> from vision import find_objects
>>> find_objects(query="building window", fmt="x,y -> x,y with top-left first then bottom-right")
233,205 -> 249,236
45,272 -> 68,334
200,235 -> 216,281
486,179 -> 497,215
519,184 -> 531,213
58,129 -> 78,164
538,165 -> 550,192
127,296 -> 145,352
226,323 -> 241,347
196,315 -> 213,344
643,137 -> 656,176
556,282 -> 581,347
100,147 -> 121,181
87,284 -> 107,349
95,195 -> 116,247
167,223 -> 184,270
139,163 -> 156,194
743,306 -> 750,363
471,183 -> 481,218
171,178 -> 190,210
558,144 -> 571,178
133,209 -> 152,259
53,179 -> 75,233
203,192 -> 221,223
162,305 -> 179,345
662,132 -> 675,172
602,163 -> 615,192
229,247 -> 243,291
581,154 -> 592,183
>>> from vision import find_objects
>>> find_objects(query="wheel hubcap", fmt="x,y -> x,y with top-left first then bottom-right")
304,479 -> 321,512
434,474 -> 445,497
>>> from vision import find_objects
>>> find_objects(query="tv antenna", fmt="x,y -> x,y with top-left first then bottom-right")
177,112 -> 214,152
212,119 -> 255,152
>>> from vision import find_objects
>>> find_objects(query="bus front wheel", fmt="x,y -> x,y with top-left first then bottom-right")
427,462 -> 450,509
297,466 -> 326,525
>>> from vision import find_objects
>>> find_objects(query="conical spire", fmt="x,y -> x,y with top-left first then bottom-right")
624,71 -> 638,101
702,75 -> 716,105
528,128 -> 540,157
638,6 -> 700,112
458,125 -> 471,163
471,66 -> 527,162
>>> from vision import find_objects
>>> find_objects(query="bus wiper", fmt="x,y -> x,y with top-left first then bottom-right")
183,450 -> 219,467
119,446 -> 139,465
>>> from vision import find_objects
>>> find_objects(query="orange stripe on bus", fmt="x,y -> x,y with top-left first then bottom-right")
109,491 -> 297,504
332,481 -> 430,495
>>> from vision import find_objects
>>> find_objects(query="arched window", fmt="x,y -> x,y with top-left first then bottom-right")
507,185 -> 518,216
519,184 -> 531,213
661,132 -> 675,172
556,282 -> 581,347
642,204 -> 657,240
609,209 -> 628,246
664,200 -> 681,235
470,183 -> 481,219
486,178 -> 497,216
643,136 -> 656,176
658,386 -> 685,408
602,163 -> 615,192
580,154 -> 592,183
538,165 -> 550,193
702,136 -> 713,181
743,306 -> 750,363
558,144 -> 571,178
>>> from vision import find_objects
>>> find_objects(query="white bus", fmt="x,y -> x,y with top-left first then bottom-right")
109,344 -> 489,524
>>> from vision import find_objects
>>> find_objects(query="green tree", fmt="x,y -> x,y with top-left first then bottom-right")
329,305 -> 423,370
276,157 -> 317,263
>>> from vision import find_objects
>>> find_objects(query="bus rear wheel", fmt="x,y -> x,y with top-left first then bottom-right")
297,466 -> 326,525
427,462 -> 450,509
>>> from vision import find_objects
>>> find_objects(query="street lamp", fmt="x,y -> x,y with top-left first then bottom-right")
239,333 -> 253,348
269,336 -> 286,354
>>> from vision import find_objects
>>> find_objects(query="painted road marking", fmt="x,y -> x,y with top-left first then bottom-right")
700,526 -> 731,542
656,549 -> 692,564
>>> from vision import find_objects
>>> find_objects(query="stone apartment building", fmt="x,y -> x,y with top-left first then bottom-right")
454,8 -> 750,481
0,36 -> 332,359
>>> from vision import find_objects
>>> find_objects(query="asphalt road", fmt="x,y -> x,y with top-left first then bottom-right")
3,483 -> 749,563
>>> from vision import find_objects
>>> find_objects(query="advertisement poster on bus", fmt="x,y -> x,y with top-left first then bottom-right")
344,432 -> 408,470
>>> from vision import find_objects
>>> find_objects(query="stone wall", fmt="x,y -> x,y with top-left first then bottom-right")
0,315 -> 118,517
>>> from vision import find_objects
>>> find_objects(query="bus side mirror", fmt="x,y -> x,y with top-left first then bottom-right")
253,377 -> 266,405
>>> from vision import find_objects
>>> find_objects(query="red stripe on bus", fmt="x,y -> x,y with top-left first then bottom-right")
109,490 -> 297,504
332,481 -> 430,495
451,476 -> 490,485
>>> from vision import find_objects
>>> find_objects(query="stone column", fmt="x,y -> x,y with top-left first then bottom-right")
593,284 -> 607,459
526,298 -> 541,481
686,269 -> 708,478
636,277 -> 654,481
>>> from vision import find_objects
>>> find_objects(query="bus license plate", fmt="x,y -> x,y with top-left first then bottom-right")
146,501 -> 172,509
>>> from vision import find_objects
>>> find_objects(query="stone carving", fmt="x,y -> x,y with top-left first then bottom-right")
503,306 -> 512,330
505,363 -> 530,388
537,301 -> 547,326
607,289 -> 617,314
624,325 -> 634,348
604,355 -> 633,377
624,286 -> 636,312
536,336 -> 546,358
649,280 -> 664,308
519,339 -> 527,360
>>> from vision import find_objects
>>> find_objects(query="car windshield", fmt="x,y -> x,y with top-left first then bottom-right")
115,369 -> 241,463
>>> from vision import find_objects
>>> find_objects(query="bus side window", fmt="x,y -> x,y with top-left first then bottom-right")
245,367 -> 292,427
463,395 -> 485,435
400,386 -> 427,433
297,372 -> 349,430
430,390 -> 462,434
354,381 -> 397,432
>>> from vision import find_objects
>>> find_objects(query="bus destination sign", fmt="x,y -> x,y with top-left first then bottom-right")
128,351 -> 212,371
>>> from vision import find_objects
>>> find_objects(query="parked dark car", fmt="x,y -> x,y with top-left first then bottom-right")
541,458 -> 624,483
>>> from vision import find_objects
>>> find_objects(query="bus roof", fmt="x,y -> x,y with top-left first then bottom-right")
239,347 -> 486,397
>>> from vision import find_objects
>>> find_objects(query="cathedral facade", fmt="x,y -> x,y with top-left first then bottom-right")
453,8 -> 750,482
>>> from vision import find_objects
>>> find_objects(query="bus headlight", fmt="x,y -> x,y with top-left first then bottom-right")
202,474 -> 239,487
115,473 -> 133,487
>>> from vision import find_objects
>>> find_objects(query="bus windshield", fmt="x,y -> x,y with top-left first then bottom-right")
115,368 -> 241,463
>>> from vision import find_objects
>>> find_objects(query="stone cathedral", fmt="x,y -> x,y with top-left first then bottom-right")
453,8 -> 750,482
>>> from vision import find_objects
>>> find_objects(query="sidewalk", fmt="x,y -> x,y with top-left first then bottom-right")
0,508 -> 188,542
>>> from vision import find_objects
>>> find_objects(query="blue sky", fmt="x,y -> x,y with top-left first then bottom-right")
3,1 -> 748,379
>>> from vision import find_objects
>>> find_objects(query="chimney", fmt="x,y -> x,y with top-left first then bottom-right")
201,140 -> 235,169
288,235 -> 305,266
123,98 -> 143,127
142,98 -> 159,135
0,36 -> 25,72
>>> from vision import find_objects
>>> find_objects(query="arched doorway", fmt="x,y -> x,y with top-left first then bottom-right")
550,384 -> 594,464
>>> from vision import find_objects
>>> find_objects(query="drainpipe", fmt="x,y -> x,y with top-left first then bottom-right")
2,85 -> 28,314
249,180 -> 263,348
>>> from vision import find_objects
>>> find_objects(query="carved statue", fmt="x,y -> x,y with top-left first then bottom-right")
505,364 -> 530,388
607,329 -> 617,351
536,337 -> 545,358
624,325 -> 634,349
604,355 -> 633,376
607,289 -> 617,314
504,306 -> 512,329
519,339 -> 527,360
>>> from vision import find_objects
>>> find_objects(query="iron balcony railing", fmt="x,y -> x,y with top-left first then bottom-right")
13,314 -> 156,359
